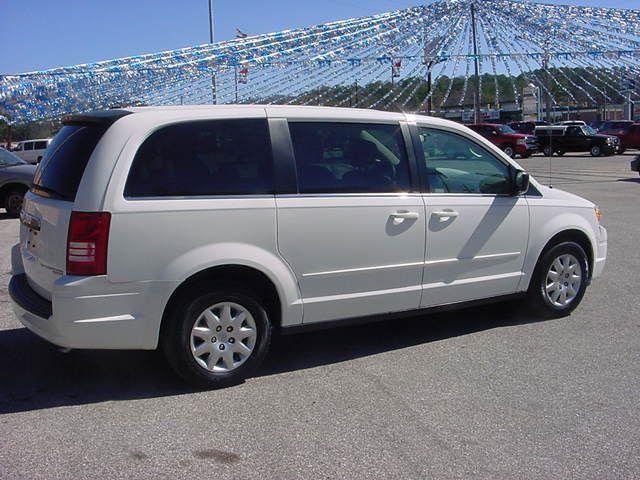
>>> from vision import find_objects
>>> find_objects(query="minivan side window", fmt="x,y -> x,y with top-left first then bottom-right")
24,142 -> 34,151
125,119 -> 273,197
417,127 -> 512,195
288,122 -> 410,194
34,141 -> 48,150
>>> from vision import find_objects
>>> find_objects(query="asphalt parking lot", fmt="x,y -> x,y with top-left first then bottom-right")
1,153 -> 639,479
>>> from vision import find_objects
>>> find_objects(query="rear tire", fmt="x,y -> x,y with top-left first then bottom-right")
162,286 -> 272,388
4,187 -> 26,217
543,146 -> 554,157
525,241 -> 589,318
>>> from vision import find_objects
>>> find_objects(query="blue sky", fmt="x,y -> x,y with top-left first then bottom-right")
0,0 -> 636,73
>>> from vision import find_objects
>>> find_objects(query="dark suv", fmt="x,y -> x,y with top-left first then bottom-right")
535,125 -> 619,157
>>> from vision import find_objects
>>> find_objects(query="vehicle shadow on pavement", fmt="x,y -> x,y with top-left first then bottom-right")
0,302 -> 550,414
0,213 -> 16,221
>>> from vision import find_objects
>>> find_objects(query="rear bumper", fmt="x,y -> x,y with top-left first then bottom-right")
9,245 -> 175,350
9,274 -> 65,346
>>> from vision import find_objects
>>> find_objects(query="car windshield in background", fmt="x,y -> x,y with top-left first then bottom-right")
584,126 -> 597,135
32,125 -> 107,201
0,148 -> 26,166
498,125 -> 517,134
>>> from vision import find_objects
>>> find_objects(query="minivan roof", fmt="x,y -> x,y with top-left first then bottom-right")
67,105 -> 466,130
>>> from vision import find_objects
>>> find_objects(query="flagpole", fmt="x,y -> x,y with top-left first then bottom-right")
208,0 -> 217,104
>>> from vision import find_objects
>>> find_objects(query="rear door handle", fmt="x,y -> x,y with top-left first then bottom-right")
391,210 -> 420,220
433,210 -> 459,222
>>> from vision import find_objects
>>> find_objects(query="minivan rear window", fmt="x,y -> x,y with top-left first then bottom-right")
32,125 -> 107,201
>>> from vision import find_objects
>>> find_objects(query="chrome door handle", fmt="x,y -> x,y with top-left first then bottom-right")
433,210 -> 459,222
391,210 -> 420,220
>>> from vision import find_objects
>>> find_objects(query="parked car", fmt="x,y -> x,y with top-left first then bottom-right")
508,121 -> 549,135
9,106 -> 607,388
12,138 -> 52,164
467,123 -> 538,157
597,121 -> 640,154
535,124 -> 619,156
0,147 -> 36,217
631,155 -> 640,175
598,120 -> 634,134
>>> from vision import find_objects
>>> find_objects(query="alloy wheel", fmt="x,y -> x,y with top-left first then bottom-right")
190,302 -> 257,373
544,254 -> 582,308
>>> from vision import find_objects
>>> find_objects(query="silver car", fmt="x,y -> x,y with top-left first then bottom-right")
0,147 -> 36,217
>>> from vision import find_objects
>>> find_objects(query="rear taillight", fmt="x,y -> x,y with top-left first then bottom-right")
66,212 -> 111,276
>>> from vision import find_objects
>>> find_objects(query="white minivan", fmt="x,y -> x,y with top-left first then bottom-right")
12,138 -> 52,164
9,106 -> 607,388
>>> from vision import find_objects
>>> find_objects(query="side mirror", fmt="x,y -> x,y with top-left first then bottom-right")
513,170 -> 530,196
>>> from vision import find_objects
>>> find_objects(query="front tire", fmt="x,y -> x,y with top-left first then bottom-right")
503,145 -> 515,158
590,145 -> 602,157
162,288 -> 272,388
525,242 -> 589,318
543,146 -> 554,157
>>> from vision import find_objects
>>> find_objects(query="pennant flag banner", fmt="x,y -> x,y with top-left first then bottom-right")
1,0 -> 639,124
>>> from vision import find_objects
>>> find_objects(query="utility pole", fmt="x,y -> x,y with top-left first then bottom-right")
470,2 -> 481,124
208,0 -> 217,104
234,66 -> 239,103
542,38 -> 551,122
426,62 -> 433,114
351,79 -> 359,107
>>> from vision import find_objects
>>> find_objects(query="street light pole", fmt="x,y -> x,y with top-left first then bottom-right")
208,0 -> 217,104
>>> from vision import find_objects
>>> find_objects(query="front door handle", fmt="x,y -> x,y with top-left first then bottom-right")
391,210 -> 420,220
433,210 -> 459,222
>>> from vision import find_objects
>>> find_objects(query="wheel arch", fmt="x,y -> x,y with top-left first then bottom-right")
158,244 -> 303,343
539,229 -> 594,278
523,227 -> 595,295
520,208 -> 598,292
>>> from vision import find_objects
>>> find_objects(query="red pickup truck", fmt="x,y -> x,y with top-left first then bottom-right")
467,123 -> 539,158
598,121 -> 640,153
